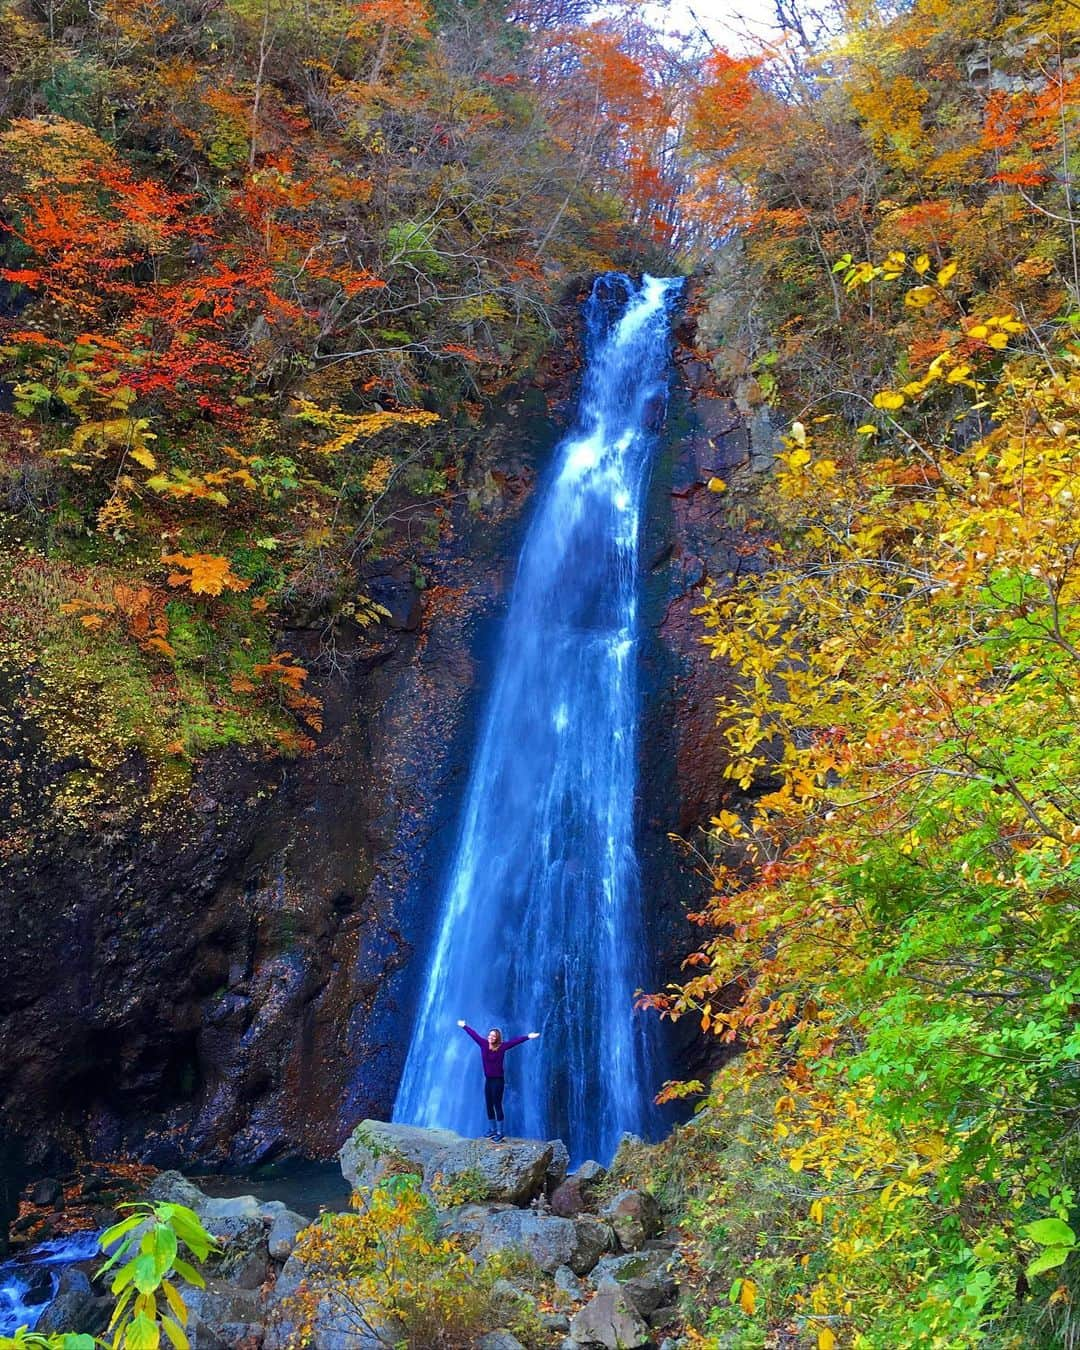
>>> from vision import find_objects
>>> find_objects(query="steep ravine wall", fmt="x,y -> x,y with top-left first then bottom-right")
637,277 -> 780,1084
0,344 -> 577,1196
0,273 -> 768,1227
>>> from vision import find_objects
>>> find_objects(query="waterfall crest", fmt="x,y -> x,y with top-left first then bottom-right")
393,273 -> 682,1162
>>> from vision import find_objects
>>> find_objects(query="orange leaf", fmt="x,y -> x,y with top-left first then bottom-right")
162,552 -> 250,596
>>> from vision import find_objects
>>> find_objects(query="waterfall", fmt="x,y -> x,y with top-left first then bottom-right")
0,1231 -> 103,1335
393,273 -> 682,1163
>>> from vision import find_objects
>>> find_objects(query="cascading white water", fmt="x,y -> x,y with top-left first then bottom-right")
393,273 -> 682,1162
0,1231 -> 102,1335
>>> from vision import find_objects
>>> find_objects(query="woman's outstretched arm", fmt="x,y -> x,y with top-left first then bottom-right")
502,1031 -> 539,1051
457,1019 -> 485,1047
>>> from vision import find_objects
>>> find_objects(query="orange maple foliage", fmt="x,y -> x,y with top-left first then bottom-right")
162,553 -> 251,597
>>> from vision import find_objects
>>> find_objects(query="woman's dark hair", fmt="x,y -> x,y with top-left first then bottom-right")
488,1027 -> 503,1046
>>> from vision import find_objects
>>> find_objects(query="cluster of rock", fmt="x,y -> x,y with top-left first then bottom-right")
38,1121 -> 683,1350
31,1171 -> 308,1345
337,1120 -> 682,1349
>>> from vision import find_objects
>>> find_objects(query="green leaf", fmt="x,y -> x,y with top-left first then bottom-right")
153,1225 -> 178,1273
133,1253 -> 160,1296
125,1313 -> 160,1350
171,1259 -> 205,1290
112,1262 -> 136,1296
1027,1246 -> 1072,1277
1024,1218 -> 1076,1246
100,1214 -> 145,1254
167,1208 -> 213,1261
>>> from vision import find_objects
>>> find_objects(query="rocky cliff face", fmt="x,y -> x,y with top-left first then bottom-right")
636,278 -> 780,1083
0,273 -> 766,1211
0,358 -> 573,1183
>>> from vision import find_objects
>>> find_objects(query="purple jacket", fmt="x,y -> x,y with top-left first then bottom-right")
462,1024 -> 529,1077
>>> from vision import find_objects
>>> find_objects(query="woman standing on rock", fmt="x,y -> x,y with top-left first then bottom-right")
457,1020 -> 539,1141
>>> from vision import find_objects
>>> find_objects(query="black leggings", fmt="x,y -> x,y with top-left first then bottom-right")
484,1076 -> 505,1121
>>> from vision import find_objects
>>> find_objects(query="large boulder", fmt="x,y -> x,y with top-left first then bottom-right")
550,1160 -> 607,1218
589,1248 -> 681,1317
569,1285 -> 650,1348
570,1217 -> 614,1276
474,1210 -> 612,1275
598,1189 -> 662,1252
340,1120 -> 554,1206
267,1207 -> 309,1262
437,1201 -> 514,1243
339,1121 -> 458,1191
36,1269 -> 108,1336
546,1140 -> 570,1193
184,1278 -> 263,1350
146,1171 -> 208,1208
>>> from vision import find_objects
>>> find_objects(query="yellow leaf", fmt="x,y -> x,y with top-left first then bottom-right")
856,423 -> 878,436
913,253 -> 931,274
937,261 -> 958,285
711,809 -> 745,835
739,1278 -> 757,1315
130,445 -> 158,470
707,477 -> 727,492
872,391 -> 905,411
787,446 -> 811,468
880,250 -> 906,279
904,286 -> 936,309
818,1330 -> 837,1350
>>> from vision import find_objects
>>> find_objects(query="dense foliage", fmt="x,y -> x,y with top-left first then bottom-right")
280,1173 -> 547,1348
0,0 -> 675,845
648,0 -> 1080,1345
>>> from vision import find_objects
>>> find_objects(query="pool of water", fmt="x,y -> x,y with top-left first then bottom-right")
189,1157 -> 350,1219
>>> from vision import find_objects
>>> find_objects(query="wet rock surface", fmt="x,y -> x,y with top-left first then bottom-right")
637,277 -> 776,1089
0,359 -> 570,1177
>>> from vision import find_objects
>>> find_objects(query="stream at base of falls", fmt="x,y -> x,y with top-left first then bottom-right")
393,273 -> 683,1163
0,1231 -> 101,1336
